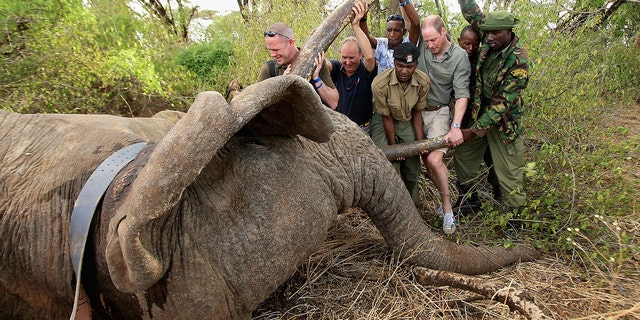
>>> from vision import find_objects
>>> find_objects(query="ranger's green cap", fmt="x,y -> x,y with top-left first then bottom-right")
479,10 -> 520,31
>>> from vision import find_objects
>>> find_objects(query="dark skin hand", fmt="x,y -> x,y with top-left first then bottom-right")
461,129 -> 476,142
386,109 -> 424,162
461,128 -> 489,142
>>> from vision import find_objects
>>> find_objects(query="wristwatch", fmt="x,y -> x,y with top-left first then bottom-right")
453,122 -> 461,128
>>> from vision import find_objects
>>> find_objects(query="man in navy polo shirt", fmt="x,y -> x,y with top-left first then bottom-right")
325,1 -> 377,131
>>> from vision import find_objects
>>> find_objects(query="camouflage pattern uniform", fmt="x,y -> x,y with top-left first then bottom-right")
454,0 -> 530,209
458,0 -> 529,143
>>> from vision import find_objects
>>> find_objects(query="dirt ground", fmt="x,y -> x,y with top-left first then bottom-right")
252,105 -> 640,319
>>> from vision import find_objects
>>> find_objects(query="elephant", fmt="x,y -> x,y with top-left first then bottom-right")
0,75 -> 539,319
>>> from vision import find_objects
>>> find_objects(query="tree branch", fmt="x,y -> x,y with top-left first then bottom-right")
413,266 -> 545,320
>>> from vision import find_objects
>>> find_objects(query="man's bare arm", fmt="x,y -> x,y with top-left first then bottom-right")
400,0 -> 421,45
352,1 -> 376,73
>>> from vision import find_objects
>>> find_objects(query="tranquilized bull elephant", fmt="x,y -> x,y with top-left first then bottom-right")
0,76 -> 539,319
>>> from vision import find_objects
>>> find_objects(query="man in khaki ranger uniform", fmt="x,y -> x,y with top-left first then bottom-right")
370,42 -> 431,202
453,3 -> 530,222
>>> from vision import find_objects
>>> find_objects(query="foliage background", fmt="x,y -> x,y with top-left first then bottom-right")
1,0 -> 639,318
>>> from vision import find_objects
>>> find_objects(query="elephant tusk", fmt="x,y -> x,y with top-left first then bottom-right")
380,136 -> 448,161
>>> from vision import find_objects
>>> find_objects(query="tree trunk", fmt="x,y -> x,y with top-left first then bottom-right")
597,0 -> 626,30
554,0 -> 627,34
137,0 -> 192,42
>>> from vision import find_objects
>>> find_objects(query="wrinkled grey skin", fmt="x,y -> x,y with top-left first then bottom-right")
0,76 -> 538,319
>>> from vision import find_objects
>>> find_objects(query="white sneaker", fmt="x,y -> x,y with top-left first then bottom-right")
443,212 -> 456,235
436,202 -> 452,218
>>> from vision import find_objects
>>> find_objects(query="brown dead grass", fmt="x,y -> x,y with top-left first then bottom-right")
253,104 -> 640,320
253,208 -> 640,319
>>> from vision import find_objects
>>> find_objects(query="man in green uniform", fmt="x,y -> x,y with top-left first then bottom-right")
370,42 -> 431,201
453,2 -> 530,220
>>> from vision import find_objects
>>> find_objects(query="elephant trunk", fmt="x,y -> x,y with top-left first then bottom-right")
360,152 -> 539,275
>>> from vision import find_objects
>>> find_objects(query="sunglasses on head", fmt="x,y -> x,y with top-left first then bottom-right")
386,14 -> 404,22
264,30 -> 290,39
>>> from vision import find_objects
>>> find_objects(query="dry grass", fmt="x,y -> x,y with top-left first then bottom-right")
253,104 -> 640,319
253,208 -> 640,319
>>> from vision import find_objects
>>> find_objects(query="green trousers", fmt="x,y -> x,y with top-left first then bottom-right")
454,126 -> 526,208
370,113 -> 421,201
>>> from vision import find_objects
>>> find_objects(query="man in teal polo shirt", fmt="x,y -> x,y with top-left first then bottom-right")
416,14 -> 471,234
454,5 -> 530,226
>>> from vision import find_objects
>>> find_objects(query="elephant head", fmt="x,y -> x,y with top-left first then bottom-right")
97,76 -> 537,318
0,75 -> 538,320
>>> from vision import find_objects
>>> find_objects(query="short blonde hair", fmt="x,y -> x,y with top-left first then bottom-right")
339,37 -> 361,54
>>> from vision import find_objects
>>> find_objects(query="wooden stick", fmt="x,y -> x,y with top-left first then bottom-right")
413,266 -> 546,320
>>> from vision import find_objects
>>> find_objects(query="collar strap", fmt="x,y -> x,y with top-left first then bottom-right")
68,141 -> 147,318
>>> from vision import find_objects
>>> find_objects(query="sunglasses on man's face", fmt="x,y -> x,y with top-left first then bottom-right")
264,31 -> 290,39
386,14 -> 404,22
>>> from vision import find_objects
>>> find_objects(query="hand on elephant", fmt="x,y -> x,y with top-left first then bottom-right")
351,1 -> 368,25
283,64 -> 292,75
312,51 -> 326,81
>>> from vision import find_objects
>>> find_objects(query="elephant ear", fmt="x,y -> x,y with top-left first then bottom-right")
105,75 -> 335,292
239,77 -> 335,141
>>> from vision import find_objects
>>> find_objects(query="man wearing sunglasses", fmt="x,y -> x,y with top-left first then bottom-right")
359,0 -> 421,74
259,22 -> 338,109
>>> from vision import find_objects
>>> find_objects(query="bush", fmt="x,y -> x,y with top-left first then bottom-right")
502,2 -> 639,267
173,39 -> 234,92
0,0 -> 201,115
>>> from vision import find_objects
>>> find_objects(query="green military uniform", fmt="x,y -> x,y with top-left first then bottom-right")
371,66 -> 430,201
454,1 -> 530,208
